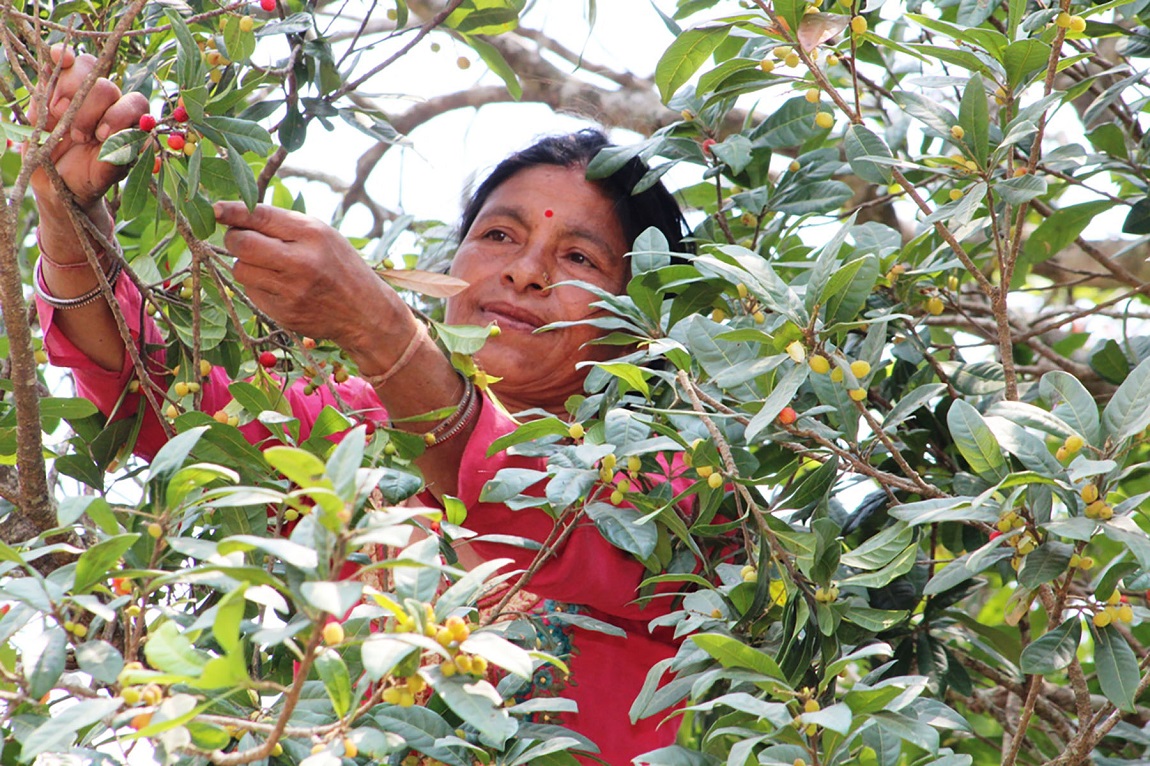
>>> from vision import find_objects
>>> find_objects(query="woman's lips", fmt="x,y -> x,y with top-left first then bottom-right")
482,303 -> 545,332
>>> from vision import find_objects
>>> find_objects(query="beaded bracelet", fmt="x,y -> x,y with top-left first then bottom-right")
423,376 -> 479,448
34,256 -> 124,310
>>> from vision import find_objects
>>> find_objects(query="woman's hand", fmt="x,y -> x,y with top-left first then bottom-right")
216,202 -> 407,354
29,46 -> 149,211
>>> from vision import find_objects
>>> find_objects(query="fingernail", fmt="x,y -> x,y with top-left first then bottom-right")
96,123 -> 110,141
51,97 -> 70,116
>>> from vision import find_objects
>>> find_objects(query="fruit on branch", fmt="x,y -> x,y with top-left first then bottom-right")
166,133 -> 185,151
258,351 -> 277,368
260,0 -> 276,11
778,407 -> 798,425
926,296 -> 945,315
815,112 -> 834,129
239,14 -> 254,31
171,105 -> 188,123
850,15 -> 867,33
139,114 -> 157,132
809,355 -> 830,374
322,622 -> 345,645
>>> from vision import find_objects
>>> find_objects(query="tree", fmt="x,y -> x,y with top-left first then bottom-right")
1,0 -> 1149,763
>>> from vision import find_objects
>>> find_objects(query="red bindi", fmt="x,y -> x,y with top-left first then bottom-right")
544,208 -> 554,218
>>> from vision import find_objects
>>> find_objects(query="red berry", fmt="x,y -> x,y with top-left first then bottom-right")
363,420 -> 376,436
152,156 -> 162,174
777,406 -> 798,426
702,138 -> 717,154
260,0 -> 276,10
171,105 -> 189,123
989,530 -> 1003,540
430,520 -> 441,534
167,133 -> 185,151
258,351 -> 277,368
139,114 -> 157,132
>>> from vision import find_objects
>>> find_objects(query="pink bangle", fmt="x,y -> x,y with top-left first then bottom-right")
362,330 -> 423,388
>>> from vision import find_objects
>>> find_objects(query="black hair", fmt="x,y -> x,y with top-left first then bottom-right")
458,128 -> 690,255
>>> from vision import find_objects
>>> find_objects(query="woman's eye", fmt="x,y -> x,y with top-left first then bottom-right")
567,252 -> 594,268
483,229 -> 509,242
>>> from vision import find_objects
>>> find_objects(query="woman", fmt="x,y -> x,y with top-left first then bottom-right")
33,46 -> 691,764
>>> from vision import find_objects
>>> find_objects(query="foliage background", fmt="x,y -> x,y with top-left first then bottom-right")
2,0 -> 1150,764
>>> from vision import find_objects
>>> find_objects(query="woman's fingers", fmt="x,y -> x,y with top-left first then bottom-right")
96,92 -> 150,142
214,202 -> 318,240
67,77 -> 123,144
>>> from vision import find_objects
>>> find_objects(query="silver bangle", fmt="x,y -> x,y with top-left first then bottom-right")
423,377 -> 479,447
34,256 -> 124,310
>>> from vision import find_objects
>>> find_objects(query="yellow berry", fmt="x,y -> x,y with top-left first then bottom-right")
440,660 -> 457,677
950,125 -> 965,140
759,59 -> 775,73
238,14 -> 254,32
321,622 -> 345,645
122,687 -> 142,705
949,188 -> 964,201
407,674 -> 426,695
147,522 -> 163,539
626,456 -> 641,474
753,311 -> 766,323
454,655 -> 473,674
1080,484 -> 1099,503
456,56 -> 471,69
849,388 -> 867,402
488,324 -> 501,337
34,349 -> 48,364
1078,555 -> 1095,570
1064,434 -> 1085,453
711,308 -> 727,322
1093,610 -> 1112,627
1069,15 -> 1086,31
830,367 -> 844,383
707,472 -> 724,489
850,360 -> 871,378
926,296 -> 945,315
736,282 -> 749,299
681,109 -> 696,121
470,656 -> 488,676
1055,11 -> 1073,27
697,465 -> 714,478
610,490 -> 624,505
804,699 -> 821,713
815,112 -> 834,129
174,381 -> 190,397
774,46 -> 793,60
785,53 -> 800,68
72,623 -> 88,638
342,738 -> 357,760
1098,504 -> 1114,520
826,54 -> 839,66
741,565 -> 758,582
1056,446 -> 1069,462
789,159 -> 801,172
126,604 -> 141,617
446,616 -> 470,642
1117,604 -> 1133,622
271,743 -> 283,757
809,355 -> 830,374
805,88 -> 820,103
850,15 -> 867,34
568,423 -> 585,440
165,404 -> 179,420
786,341 -> 807,363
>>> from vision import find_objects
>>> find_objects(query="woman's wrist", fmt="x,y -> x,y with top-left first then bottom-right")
35,196 -> 115,269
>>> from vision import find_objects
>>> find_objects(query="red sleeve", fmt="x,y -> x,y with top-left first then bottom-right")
37,270 -> 175,460
455,395 -> 692,624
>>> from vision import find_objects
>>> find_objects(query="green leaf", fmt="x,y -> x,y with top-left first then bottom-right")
654,26 -> 731,102
755,96 -> 822,149
466,36 -> 522,99
264,445 -> 331,489
822,254 -> 880,327
222,14 -> 257,63
96,128 -> 149,165
840,543 -> 917,588
314,647 -> 352,717
1004,39 -> 1051,89
959,74 -> 990,166
165,8 -> 205,89
596,362 -> 651,398
1092,624 -> 1140,712
429,670 -> 517,748
746,364 -> 809,442
19,698 -> 122,762
691,633 -> 786,681
27,628 -> 67,700
1023,200 -> 1112,264
957,0 -> 997,28
223,139 -> 258,210
947,400 -> 1007,481
1018,542 -> 1073,588
301,581 -> 363,616
362,635 -> 419,681
843,125 -> 893,185
841,522 -> 913,569
73,534 -> 139,594
121,144 -> 156,220
199,116 -> 274,155
145,621 -> 208,676
218,535 -> 319,570
995,174 -> 1047,204
183,192 -> 216,240
1101,355 -> 1150,441
1019,618 -> 1081,675
585,502 -> 657,558
460,632 -> 533,679
148,425 -> 208,485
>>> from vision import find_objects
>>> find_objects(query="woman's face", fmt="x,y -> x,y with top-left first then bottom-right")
445,164 -> 631,411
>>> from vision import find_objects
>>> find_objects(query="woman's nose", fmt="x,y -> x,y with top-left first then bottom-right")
502,246 -> 548,292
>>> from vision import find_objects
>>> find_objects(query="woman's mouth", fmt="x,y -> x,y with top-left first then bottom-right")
482,302 -> 545,333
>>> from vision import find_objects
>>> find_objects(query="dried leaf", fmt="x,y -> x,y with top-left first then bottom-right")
379,269 -> 469,298
798,13 -> 848,52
